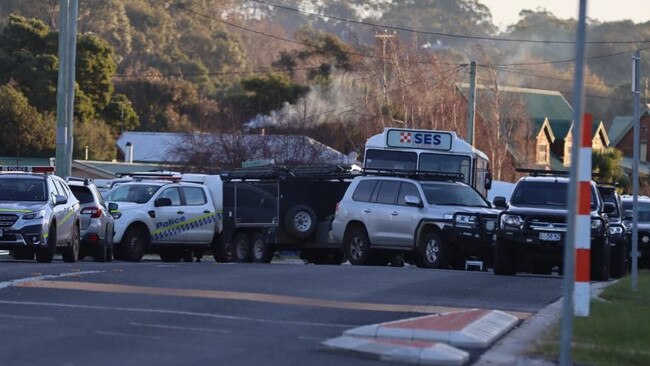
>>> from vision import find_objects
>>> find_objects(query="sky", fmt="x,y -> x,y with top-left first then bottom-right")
481,0 -> 650,30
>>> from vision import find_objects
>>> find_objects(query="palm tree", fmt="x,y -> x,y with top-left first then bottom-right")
592,147 -> 630,192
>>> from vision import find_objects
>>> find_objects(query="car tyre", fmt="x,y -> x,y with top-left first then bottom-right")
251,233 -> 273,263
417,231 -> 450,269
609,240 -> 627,279
591,239 -> 610,281
212,238 -> 233,263
234,232 -> 252,263
344,226 -> 372,266
62,225 -> 80,263
36,225 -> 56,263
493,240 -> 517,276
284,205 -> 317,239
121,227 -> 147,262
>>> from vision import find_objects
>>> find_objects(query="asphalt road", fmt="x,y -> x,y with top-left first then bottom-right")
0,254 -> 563,366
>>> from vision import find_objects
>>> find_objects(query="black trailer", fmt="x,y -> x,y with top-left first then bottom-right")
213,165 -> 355,264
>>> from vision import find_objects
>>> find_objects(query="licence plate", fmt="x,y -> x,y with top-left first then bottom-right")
539,232 -> 561,241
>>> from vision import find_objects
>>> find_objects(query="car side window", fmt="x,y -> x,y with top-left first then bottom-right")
159,187 -> 181,206
48,180 -> 59,202
182,187 -> 207,206
53,181 -> 68,198
352,180 -> 377,202
374,181 -> 400,204
397,182 -> 421,205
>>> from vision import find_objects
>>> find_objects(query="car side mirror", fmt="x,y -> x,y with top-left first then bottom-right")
623,210 -> 634,220
492,196 -> 507,209
404,195 -> 423,208
108,202 -> 119,212
54,195 -> 68,206
154,197 -> 172,207
603,202 -> 616,214
485,172 -> 493,191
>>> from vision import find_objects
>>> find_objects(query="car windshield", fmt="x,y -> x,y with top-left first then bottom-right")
104,184 -> 161,204
70,186 -> 94,204
420,182 -> 488,207
622,201 -> 650,222
0,178 -> 47,202
599,189 -> 619,217
511,181 -> 597,208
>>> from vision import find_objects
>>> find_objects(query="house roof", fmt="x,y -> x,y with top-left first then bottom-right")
608,104 -> 650,146
457,84 -> 575,138
116,131 -> 353,165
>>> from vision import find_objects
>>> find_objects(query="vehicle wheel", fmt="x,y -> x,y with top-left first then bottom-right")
121,227 -> 147,262
251,233 -> 273,263
234,232 -> 252,263
591,239 -> 610,281
93,242 -> 113,262
36,225 -> 56,263
62,225 -> 80,263
417,231 -> 450,269
609,241 -> 627,279
159,248 -> 182,263
10,249 -> 34,261
212,238 -> 233,263
284,205 -> 317,239
344,226 -> 372,266
493,240 -> 517,276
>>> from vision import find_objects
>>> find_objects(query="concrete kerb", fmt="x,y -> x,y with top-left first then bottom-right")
344,309 -> 519,348
322,335 -> 470,366
473,280 -> 617,366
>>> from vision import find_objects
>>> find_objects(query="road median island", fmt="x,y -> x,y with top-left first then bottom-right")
531,270 -> 650,366
323,308 -> 519,365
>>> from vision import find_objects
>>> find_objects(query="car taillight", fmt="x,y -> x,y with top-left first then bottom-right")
81,207 -> 102,218
335,202 -> 340,214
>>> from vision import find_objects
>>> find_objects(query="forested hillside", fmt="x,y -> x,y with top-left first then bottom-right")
0,0 -> 648,162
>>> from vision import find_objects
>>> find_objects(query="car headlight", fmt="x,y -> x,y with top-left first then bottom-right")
455,214 -> 477,225
643,235 -> 650,244
23,210 -> 46,220
443,214 -> 454,220
609,226 -> 623,235
591,219 -> 603,230
501,214 -> 523,229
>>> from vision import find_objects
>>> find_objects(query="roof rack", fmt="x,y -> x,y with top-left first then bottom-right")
116,171 -> 182,182
516,168 -> 569,177
220,164 -> 357,181
361,168 -> 465,182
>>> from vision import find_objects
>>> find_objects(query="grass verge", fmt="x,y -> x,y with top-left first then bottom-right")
532,270 -> 650,366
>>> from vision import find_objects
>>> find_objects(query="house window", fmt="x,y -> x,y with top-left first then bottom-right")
537,143 -> 549,164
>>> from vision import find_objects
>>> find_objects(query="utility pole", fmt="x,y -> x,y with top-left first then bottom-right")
632,50 -> 641,291
54,0 -> 79,179
467,61 -> 477,146
560,1 -> 588,366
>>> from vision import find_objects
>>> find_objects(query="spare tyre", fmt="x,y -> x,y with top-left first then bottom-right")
284,205 -> 317,239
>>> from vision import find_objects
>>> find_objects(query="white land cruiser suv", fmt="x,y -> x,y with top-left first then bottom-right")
332,172 -> 499,268
104,177 -> 222,262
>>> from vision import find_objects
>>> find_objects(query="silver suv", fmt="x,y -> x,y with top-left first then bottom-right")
0,170 -> 81,263
68,179 -> 117,262
332,174 -> 499,268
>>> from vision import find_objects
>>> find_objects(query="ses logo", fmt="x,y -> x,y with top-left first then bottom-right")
156,216 -> 186,229
387,129 -> 452,151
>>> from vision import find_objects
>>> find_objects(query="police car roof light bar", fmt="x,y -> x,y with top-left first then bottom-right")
0,166 -> 55,173
515,168 -> 569,177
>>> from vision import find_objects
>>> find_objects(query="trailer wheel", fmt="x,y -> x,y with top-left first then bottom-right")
284,205 -> 317,239
251,233 -> 273,263
234,232 -> 252,263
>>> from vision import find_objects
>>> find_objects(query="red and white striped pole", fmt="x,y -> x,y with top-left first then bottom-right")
574,113 -> 592,317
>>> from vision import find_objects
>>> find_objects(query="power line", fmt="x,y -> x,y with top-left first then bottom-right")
247,0 -> 650,45
112,66 -> 323,79
487,46 -> 650,67
159,0 -> 458,67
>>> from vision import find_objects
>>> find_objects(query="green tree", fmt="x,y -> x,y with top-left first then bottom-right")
592,148 -> 630,192
0,85 -> 55,157
102,93 -> 140,133
73,119 -> 116,161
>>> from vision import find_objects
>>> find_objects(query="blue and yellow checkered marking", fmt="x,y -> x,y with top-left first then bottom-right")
151,211 -> 221,241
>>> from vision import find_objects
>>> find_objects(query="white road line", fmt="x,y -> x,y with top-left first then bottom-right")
0,271 -> 103,290
130,322 -> 230,334
0,313 -> 55,321
0,300 -> 354,328
94,330 -> 173,341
